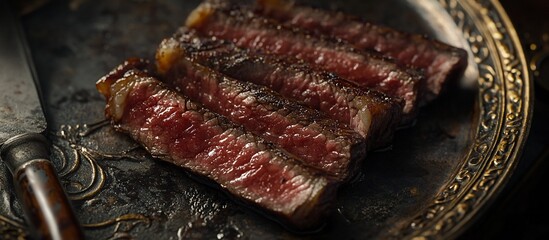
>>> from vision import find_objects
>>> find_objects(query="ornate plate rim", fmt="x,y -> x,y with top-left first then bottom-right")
0,0 -> 533,239
391,0 -> 532,238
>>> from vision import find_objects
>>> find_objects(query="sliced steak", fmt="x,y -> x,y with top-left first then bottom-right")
96,59 -> 337,229
186,1 -> 422,115
156,45 -> 366,180
166,31 -> 402,148
255,0 -> 468,101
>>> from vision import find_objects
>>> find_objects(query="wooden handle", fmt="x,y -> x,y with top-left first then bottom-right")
1,133 -> 84,240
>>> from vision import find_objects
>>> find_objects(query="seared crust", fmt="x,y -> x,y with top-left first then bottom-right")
187,0 -> 423,116
156,42 -> 366,181
96,59 -> 338,230
255,0 -> 467,102
169,30 -> 402,148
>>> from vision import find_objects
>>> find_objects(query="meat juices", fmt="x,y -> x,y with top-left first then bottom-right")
186,0 -> 422,115
255,0 -> 468,101
167,31 -> 402,147
96,59 -> 337,229
156,43 -> 366,180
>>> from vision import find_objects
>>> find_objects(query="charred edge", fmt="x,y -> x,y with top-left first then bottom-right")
186,40 -> 370,142
167,36 -> 397,180
256,0 -> 468,62
172,31 -> 404,146
96,58 -> 155,122
157,36 -> 362,139
157,43 -> 365,180
168,51 -> 352,137
366,98 -> 403,149
441,47 -> 469,93
186,1 -> 215,29
187,1 -> 422,117
255,0 -> 467,104
190,0 -> 401,65
99,64 -> 338,230
96,58 -> 150,99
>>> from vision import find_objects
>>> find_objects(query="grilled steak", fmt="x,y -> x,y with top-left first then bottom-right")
96,59 -> 337,229
186,0 -> 422,115
156,44 -> 366,180
168,31 -> 402,147
255,0 -> 468,101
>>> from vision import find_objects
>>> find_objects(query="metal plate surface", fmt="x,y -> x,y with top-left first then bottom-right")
0,0 -> 46,143
0,0 -> 531,239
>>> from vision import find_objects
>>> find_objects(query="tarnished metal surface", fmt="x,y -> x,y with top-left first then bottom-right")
0,0 -> 531,239
0,0 -> 46,143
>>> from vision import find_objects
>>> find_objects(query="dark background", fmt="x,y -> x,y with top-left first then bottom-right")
461,0 -> 549,239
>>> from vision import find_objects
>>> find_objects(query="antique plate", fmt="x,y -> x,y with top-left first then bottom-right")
0,0 -> 531,239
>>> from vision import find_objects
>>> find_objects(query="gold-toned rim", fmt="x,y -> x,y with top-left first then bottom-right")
0,0 -> 532,239
392,0 -> 532,238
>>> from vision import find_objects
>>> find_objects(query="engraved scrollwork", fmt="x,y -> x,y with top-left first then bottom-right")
52,122 -> 109,200
83,213 -> 151,240
392,0 -> 530,238
0,118 -> 153,238
50,121 -> 154,238
0,0 -> 530,239
51,121 -> 150,201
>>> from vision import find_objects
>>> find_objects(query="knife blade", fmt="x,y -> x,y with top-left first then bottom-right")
0,0 -> 84,239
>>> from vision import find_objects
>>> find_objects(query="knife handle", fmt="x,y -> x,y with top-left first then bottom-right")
1,133 -> 84,240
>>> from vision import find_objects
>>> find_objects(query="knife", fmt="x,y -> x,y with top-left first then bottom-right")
0,0 -> 84,239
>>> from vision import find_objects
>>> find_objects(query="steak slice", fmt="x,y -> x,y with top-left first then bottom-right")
185,0 -> 422,115
167,31 -> 402,148
255,0 -> 468,101
156,45 -> 366,180
96,59 -> 337,229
